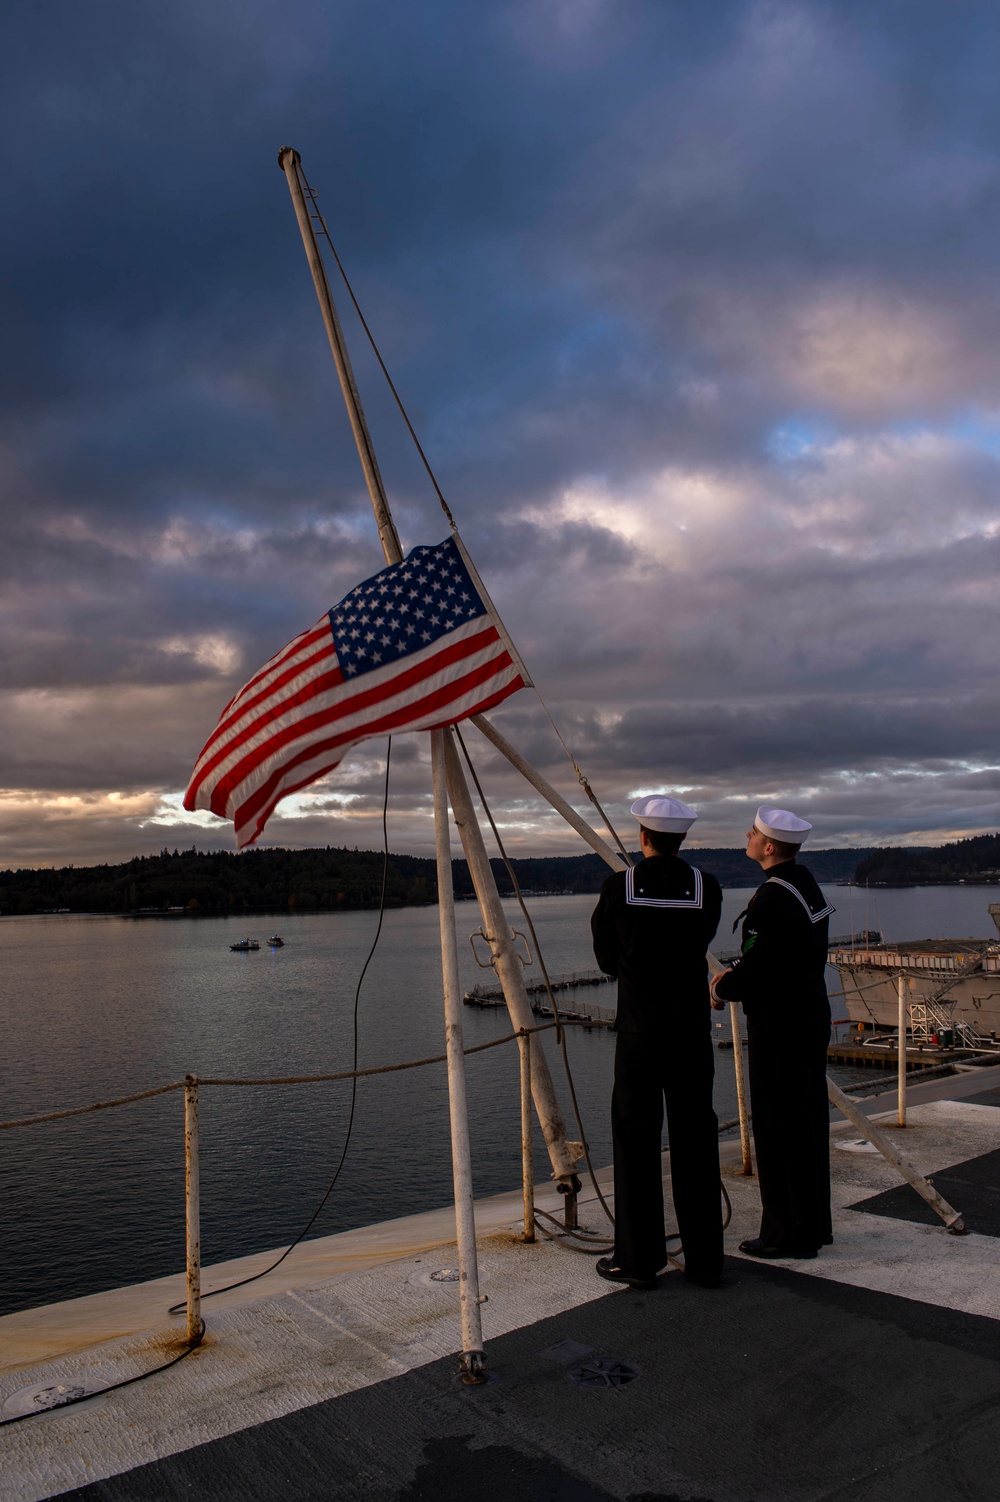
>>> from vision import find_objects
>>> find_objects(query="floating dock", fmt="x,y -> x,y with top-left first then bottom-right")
463,969 -> 615,1003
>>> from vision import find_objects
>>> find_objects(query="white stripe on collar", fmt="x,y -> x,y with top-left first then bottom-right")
765,875 -> 835,923
626,865 -> 704,909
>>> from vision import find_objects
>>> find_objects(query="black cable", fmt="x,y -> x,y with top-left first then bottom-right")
0,1322 -> 206,1428
169,739 -> 394,1314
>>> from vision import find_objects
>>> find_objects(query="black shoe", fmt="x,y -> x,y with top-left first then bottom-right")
738,1238 -> 818,1260
595,1257 -> 657,1289
683,1269 -> 724,1289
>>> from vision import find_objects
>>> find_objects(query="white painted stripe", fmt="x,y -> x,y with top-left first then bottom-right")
625,865 -> 704,909
765,876 -> 835,923
199,627 -> 508,812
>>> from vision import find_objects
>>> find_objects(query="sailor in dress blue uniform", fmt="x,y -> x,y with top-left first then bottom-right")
591,796 -> 724,1288
712,807 -> 834,1258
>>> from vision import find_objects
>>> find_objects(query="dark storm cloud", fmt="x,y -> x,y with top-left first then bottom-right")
2,0 -> 999,864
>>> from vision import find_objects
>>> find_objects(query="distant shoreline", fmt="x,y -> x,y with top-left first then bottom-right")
4,837 -> 996,916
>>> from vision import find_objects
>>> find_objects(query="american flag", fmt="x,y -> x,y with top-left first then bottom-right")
183,537 -> 528,849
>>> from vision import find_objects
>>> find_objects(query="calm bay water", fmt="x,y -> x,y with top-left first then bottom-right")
2,882 -> 998,1316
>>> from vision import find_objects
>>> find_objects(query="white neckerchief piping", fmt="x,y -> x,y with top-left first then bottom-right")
765,875 -> 835,923
626,864 -> 704,909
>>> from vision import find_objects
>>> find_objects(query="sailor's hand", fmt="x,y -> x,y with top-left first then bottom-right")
709,970 -> 731,1010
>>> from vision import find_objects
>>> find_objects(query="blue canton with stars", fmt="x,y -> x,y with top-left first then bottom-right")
328,538 -> 488,679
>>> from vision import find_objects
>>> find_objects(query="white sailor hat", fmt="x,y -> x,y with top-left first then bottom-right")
630,795 -> 698,833
755,806 -> 812,845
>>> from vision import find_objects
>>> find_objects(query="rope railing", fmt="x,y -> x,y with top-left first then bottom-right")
0,1023 -> 560,1134
6,969 -> 980,1352
3,1020 -> 571,1348
0,1081 -> 188,1132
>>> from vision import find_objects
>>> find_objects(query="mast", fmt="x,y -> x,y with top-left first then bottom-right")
277,145 -> 581,1191
277,148 -> 402,566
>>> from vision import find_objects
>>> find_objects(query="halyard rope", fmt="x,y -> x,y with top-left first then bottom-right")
297,161 -> 631,864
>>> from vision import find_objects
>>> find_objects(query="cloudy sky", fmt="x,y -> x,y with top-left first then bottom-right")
3,0 -> 999,867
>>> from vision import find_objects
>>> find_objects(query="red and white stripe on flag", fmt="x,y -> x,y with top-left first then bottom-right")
183,538 -> 526,848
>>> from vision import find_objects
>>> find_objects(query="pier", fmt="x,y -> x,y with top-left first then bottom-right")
463,968 -> 615,1003
463,970 -> 618,1027
825,1041 -> 982,1070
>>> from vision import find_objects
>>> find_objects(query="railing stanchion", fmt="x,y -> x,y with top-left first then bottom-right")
897,973 -> 907,1128
184,1074 -> 202,1346
431,728 -> 486,1383
518,1030 -> 535,1242
729,1002 -> 753,1175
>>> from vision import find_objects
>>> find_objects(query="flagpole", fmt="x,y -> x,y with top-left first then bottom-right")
276,148 -> 581,1199
277,148 -> 402,566
431,727 -> 486,1383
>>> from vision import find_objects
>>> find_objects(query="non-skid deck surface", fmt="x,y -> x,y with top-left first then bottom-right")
58,1260 -> 1000,1502
851,1144 -> 1000,1237
4,1083 -> 999,1502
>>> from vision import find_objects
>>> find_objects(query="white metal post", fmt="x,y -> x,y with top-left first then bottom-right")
897,972 -> 907,1128
827,1076 -> 965,1232
471,714 -> 627,872
431,729 -> 486,1382
183,1075 -> 202,1346
442,732 -> 581,1187
518,1030 -> 535,1242
729,1002 -> 753,1175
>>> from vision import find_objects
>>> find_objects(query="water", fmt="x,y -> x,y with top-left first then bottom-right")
2,884 -> 997,1316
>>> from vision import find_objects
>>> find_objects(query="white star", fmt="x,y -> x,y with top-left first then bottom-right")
421,630 -> 431,641
372,651 -> 382,663
345,663 -> 358,675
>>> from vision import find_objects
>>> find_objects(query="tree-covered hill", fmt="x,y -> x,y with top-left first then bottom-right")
855,833 -> 1000,886
0,842 -> 878,916
0,847 -> 436,917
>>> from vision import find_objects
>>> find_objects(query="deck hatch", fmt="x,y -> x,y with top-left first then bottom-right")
566,1355 -> 641,1388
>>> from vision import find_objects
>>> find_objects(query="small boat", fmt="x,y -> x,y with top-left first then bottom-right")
267,935 -> 284,947
229,938 -> 260,952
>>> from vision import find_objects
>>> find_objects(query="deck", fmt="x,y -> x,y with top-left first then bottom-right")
3,1067 -> 1000,1501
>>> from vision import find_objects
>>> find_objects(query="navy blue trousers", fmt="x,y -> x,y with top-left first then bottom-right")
746,1011 -> 832,1250
611,1030 -> 724,1280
